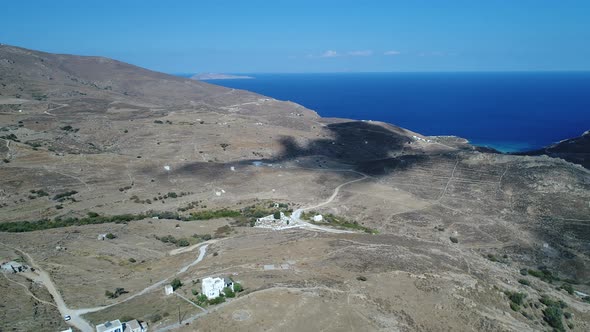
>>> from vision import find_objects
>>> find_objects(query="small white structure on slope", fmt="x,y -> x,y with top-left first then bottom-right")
313,214 -> 323,222
164,284 -> 174,295
96,320 -> 122,332
124,319 -> 147,332
202,277 -> 234,299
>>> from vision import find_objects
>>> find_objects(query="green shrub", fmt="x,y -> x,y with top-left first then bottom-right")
171,278 -> 182,291
233,282 -> 243,293
543,305 -> 564,331
196,294 -> 208,304
177,239 -> 190,247
189,209 -> 241,220
192,289 -> 198,296
510,302 -> 520,311
273,211 -> 281,219
208,296 -> 225,305
106,233 -> 116,239
509,292 -> 526,305
223,287 -> 235,298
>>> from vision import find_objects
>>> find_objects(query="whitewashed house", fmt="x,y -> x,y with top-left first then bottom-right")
164,284 -> 174,295
313,214 -> 323,222
96,320 -> 122,332
202,277 -> 234,299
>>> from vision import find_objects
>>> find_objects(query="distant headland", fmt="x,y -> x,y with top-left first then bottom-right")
190,73 -> 254,80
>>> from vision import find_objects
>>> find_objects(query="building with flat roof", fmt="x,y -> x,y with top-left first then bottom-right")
202,276 -> 234,299
96,320 -> 122,332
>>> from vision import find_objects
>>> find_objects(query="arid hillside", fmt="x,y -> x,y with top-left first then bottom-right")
1,45 -> 589,332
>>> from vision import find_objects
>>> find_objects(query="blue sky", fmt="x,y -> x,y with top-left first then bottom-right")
1,0 -> 589,73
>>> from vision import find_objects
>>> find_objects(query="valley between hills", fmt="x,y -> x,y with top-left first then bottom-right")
1,44 -> 590,332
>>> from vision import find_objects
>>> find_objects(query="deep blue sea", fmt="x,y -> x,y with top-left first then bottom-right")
179,72 -> 590,152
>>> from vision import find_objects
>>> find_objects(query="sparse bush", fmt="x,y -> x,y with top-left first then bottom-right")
106,233 -> 116,239
357,276 -> 367,281
150,313 -> 162,322
128,258 -> 136,263
119,315 -> 134,322
528,267 -> 560,283
53,190 -> 78,201
510,302 -> 520,311
233,282 -> 243,293
543,304 -> 564,331
561,283 -> 574,295
192,289 -> 198,296
449,236 -> 458,243
518,279 -> 530,286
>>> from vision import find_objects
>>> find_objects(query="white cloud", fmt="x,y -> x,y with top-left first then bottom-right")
320,50 -> 339,58
384,50 -> 401,56
348,50 -> 373,56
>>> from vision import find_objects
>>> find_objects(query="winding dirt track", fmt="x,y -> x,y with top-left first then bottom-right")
0,241 -> 210,332
290,172 -> 370,234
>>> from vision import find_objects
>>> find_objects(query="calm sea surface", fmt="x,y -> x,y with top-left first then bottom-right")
182,72 -> 590,152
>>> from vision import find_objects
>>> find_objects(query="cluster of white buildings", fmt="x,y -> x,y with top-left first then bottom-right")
96,319 -> 147,332
254,212 -> 298,230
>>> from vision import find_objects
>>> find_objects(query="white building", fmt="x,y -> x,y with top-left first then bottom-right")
201,277 -> 234,299
313,214 -> 323,222
164,284 -> 174,295
96,320 -> 122,332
